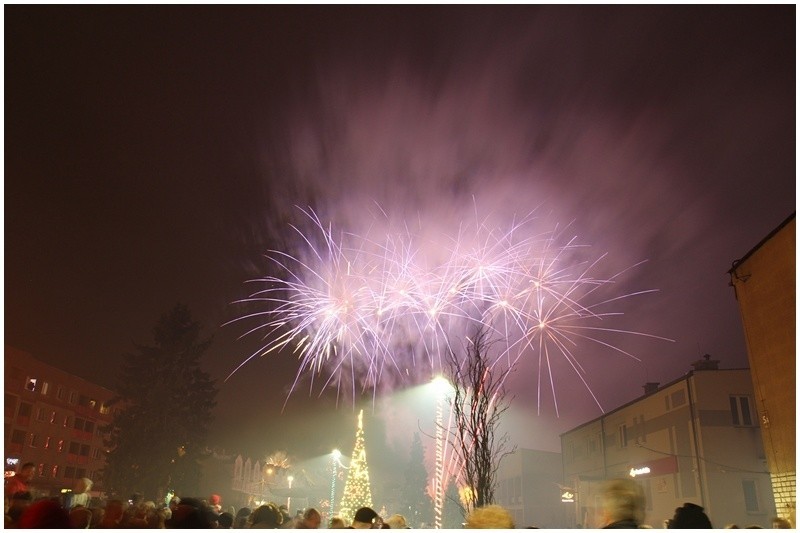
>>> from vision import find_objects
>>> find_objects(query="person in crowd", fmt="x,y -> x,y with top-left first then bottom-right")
209,493 -> 223,513
218,510 -> 234,528
70,477 -> 93,509
279,503 -> 295,528
772,517 -> 792,528
5,462 -> 35,500
599,478 -> 646,528
98,499 -> 126,528
166,496 -> 214,528
233,506 -> 252,528
351,506 -> 379,529
69,505 -> 93,528
329,516 -> 347,528
384,514 -> 407,529
17,498 -> 71,528
5,491 -> 32,527
295,507 -> 321,528
249,502 -> 284,528
465,504 -> 515,528
668,502 -> 712,528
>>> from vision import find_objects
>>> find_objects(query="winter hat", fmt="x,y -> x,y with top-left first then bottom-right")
354,507 -> 378,524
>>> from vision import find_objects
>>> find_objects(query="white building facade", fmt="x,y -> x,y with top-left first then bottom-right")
561,360 -> 775,528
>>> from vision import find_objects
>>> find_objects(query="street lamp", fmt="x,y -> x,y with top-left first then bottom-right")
287,475 -> 294,511
431,376 -> 451,529
330,449 -> 341,519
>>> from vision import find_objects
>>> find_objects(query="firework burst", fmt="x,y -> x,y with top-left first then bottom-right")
226,206 -> 671,410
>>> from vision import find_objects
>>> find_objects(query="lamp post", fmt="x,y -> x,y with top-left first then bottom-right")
431,376 -> 450,530
330,449 -> 341,519
287,475 -> 294,512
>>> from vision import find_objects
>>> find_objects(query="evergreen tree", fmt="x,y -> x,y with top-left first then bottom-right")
442,477 -> 465,529
102,304 -> 218,500
338,409 -> 373,523
399,432 -> 433,527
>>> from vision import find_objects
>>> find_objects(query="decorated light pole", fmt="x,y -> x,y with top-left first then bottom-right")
330,449 -> 341,519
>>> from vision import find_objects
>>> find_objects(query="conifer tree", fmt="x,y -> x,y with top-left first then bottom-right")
338,409 -> 373,523
102,304 -> 218,500
399,432 -> 433,527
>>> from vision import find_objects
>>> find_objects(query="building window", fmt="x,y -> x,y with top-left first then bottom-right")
50,411 -> 58,424
619,424 -> 628,448
44,436 -> 52,450
57,386 -> 65,401
69,442 -> 81,455
76,468 -> 86,479
99,403 -> 110,415
730,396 -> 754,426
69,391 -> 78,405
5,394 -> 18,418
51,465 -> 59,478
92,448 -> 103,460
671,389 -> 686,408
78,395 -> 91,407
57,439 -> 65,453
63,416 -> 71,428
40,381 -> 49,395
64,466 -> 76,479
18,402 -> 33,419
36,407 -> 47,422
25,377 -> 37,392
28,433 -> 38,448
37,463 -> 46,477
80,444 -> 90,457
742,479 -> 760,512
11,430 -> 26,445
84,421 -> 95,434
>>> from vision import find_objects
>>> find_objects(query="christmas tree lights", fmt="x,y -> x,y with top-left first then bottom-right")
338,409 -> 373,523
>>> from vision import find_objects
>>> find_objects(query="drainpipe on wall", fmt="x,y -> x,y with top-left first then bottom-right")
686,375 -> 707,508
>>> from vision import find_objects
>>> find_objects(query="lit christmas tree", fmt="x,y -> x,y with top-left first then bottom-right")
338,409 -> 373,523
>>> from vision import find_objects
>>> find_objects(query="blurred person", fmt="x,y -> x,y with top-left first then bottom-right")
296,507 -> 321,528
465,504 -> 515,529
351,507 -> 379,529
5,462 -> 35,500
5,490 -> 32,527
218,511 -> 234,528
233,506 -> 252,528
99,499 -> 126,528
249,502 -> 284,528
772,517 -> 792,528
17,498 -> 71,528
329,516 -> 346,528
209,493 -> 223,513
668,502 -> 712,528
384,514 -> 407,529
70,477 -> 93,509
69,505 -> 93,528
599,478 -> 645,528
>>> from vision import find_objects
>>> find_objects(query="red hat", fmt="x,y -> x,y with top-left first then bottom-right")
209,494 -> 221,505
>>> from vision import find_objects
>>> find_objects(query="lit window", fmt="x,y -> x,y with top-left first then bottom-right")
37,463 -> 46,477
57,439 -> 65,452
50,411 -> 58,424
56,387 -> 65,401
51,465 -> 59,478
742,479 -> 760,512
28,434 -> 38,447
730,396 -> 755,426
25,378 -> 37,392
44,436 -> 51,449
619,424 -> 628,448
99,403 -> 110,415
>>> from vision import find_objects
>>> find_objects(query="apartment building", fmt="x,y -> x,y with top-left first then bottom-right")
4,346 -> 118,498
729,213 -> 795,523
561,358 -> 775,528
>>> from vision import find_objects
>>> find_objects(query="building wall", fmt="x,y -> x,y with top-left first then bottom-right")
4,346 -> 117,498
495,448 -> 567,528
730,215 -> 795,523
561,368 -> 775,528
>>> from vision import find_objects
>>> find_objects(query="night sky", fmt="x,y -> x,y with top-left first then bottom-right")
5,6 -> 795,473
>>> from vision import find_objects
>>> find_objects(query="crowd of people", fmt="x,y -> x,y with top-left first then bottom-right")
4,463 -> 794,528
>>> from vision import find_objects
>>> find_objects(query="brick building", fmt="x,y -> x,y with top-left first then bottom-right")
4,346 -> 118,498
729,213 -> 795,524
